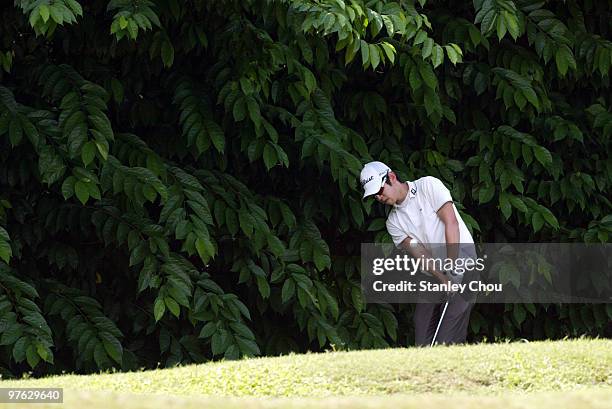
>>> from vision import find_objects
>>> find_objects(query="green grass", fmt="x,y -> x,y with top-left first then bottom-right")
0,339 -> 610,408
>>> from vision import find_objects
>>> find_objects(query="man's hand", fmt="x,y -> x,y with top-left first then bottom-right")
444,275 -> 458,299
399,237 -> 450,285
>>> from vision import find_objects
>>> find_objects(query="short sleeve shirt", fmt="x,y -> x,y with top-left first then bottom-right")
385,176 -> 475,252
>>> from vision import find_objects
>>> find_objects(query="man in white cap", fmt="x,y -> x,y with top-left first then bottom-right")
360,161 -> 476,346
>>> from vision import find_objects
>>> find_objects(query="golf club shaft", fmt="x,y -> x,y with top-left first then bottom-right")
430,300 -> 449,347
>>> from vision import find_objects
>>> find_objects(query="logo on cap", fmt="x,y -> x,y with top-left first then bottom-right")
360,175 -> 373,187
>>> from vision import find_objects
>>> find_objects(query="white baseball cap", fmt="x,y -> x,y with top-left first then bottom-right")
360,161 -> 391,199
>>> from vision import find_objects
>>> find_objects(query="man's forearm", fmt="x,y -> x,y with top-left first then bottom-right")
444,220 -> 460,261
437,202 -> 460,261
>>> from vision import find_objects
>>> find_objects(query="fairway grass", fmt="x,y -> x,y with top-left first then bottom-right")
0,339 -> 610,408
1,388 -> 610,409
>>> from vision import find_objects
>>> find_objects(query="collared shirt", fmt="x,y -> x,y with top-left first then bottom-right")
386,176 -> 474,251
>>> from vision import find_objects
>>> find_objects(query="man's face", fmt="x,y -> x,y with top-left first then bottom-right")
374,172 -> 403,205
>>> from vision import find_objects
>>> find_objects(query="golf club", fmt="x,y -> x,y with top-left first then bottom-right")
407,238 -> 454,347
430,298 -> 449,347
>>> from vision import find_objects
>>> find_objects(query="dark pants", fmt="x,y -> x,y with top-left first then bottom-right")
414,293 -> 473,346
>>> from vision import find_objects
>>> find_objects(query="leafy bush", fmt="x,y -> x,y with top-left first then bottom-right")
0,0 -> 610,377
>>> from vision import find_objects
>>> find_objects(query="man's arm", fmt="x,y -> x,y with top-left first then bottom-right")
437,201 -> 459,261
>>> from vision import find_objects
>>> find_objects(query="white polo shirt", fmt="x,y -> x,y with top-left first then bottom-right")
386,176 -> 475,257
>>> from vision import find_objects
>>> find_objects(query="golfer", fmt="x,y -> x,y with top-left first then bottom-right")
360,161 -> 476,346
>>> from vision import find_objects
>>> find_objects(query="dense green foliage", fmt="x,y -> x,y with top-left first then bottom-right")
0,0 -> 610,377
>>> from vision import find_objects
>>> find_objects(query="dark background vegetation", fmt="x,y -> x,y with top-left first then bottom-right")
0,0 -> 610,377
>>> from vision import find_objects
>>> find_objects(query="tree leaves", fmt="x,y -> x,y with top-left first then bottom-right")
369,44 -> 380,69
38,146 -> 67,185
161,40 -> 174,68
533,146 -> 552,167
479,184 -> 496,204
281,278 -> 295,303
81,142 -> 96,166
444,44 -> 462,65
499,192 -> 512,219
100,331 -> 123,364
360,40 -> 369,67
380,42 -> 396,64
74,180 -> 90,204
0,227 -> 12,263
19,0 -> 82,36
154,297 -> 166,322
263,143 -> 277,170
431,44 -> 444,68
175,79 -> 225,156
108,1 -> 160,41
555,45 -> 576,77
0,0 -> 609,377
